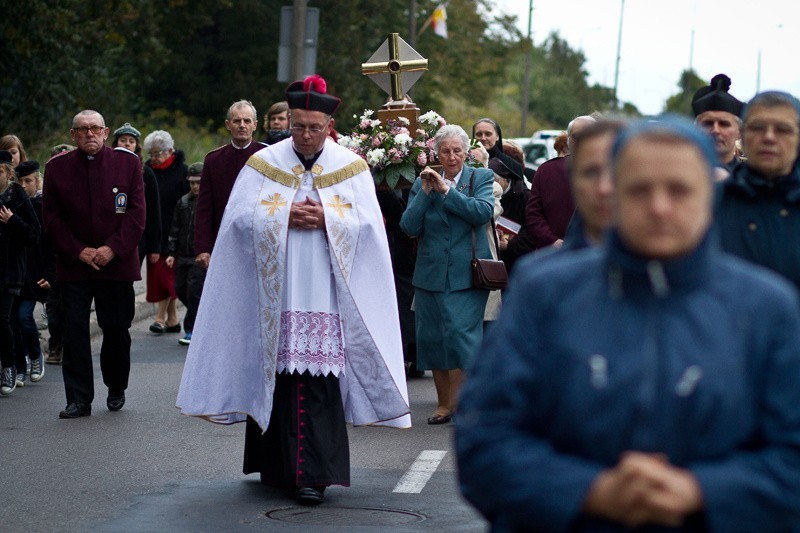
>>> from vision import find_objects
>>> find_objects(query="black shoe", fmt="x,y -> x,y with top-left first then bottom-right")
107,389 -> 125,411
295,486 -> 325,506
59,402 -> 91,419
164,323 -> 181,333
149,322 -> 165,335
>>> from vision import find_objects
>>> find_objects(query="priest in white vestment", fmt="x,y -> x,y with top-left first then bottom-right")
176,75 -> 411,506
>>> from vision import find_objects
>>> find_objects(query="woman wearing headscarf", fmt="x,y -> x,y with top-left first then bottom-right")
472,118 -> 524,183
400,125 -> 494,425
457,116 -> 800,531
143,130 -> 188,335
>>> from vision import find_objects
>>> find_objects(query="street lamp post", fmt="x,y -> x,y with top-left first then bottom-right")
612,0 -> 625,110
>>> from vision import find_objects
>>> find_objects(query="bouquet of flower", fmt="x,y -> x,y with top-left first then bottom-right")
338,109 -> 447,189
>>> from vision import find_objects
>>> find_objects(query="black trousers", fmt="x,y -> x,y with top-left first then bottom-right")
173,257 -> 206,333
60,280 -> 134,404
45,283 -> 63,351
0,291 -> 14,368
243,371 -> 350,489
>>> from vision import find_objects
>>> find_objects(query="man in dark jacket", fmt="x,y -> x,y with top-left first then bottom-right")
166,163 -> 205,346
715,91 -> 800,292
43,109 -> 146,418
194,100 -> 264,269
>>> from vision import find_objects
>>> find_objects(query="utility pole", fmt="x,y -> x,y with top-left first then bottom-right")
409,0 -> 417,47
291,0 -> 308,81
520,0 -> 533,136
612,0 -> 625,110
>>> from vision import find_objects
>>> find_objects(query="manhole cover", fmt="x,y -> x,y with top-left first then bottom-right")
267,507 -> 426,525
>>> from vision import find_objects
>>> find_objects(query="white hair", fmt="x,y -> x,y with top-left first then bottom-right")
433,124 -> 470,153
143,130 -> 175,152
227,100 -> 258,121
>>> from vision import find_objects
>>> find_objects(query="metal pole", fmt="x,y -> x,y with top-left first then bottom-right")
291,0 -> 308,81
520,0 -> 533,136
409,0 -> 417,47
756,48 -> 761,93
613,0 -> 625,110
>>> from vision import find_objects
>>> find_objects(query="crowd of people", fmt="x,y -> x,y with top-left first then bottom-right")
4,69 -> 800,527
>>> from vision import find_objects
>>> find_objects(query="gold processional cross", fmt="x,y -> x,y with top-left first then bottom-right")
361,33 -> 428,102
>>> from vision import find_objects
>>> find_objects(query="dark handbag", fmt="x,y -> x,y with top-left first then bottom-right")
468,172 -> 508,290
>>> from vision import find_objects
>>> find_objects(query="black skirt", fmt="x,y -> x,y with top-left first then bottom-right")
243,371 -> 350,488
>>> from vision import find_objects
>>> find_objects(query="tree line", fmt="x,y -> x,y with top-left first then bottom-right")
2,0 -> 658,163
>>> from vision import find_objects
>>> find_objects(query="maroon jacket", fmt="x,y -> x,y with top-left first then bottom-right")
194,141 -> 264,255
525,155 -> 575,248
43,146 -> 146,282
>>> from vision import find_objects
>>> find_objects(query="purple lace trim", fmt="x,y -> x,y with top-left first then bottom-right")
276,311 -> 346,377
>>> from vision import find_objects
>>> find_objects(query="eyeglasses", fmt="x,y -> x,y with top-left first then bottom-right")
290,121 -> 329,135
744,122 -> 799,138
149,150 -> 169,158
71,125 -> 105,135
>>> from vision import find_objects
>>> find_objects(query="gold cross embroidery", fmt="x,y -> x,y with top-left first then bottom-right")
325,195 -> 352,218
261,193 -> 287,216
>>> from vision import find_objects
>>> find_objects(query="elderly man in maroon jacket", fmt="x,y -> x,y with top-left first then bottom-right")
194,100 -> 264,268
43,109 -> 145,419
526,115 -> 595,248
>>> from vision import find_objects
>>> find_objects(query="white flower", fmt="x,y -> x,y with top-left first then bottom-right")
360,109 -> 374,121
398,116 -> 410,126
419,111 -> 441,125
394,133 -> 412,147
337,136 -> 353,148
367,148 -> 386,166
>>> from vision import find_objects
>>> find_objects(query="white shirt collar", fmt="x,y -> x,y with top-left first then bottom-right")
445,169 -> 463,188
231,140 -> 252,150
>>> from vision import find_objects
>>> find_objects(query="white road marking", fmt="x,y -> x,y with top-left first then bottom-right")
392,450 -> 448,493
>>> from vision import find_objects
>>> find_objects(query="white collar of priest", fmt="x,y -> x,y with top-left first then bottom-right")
231,140 -> 252,150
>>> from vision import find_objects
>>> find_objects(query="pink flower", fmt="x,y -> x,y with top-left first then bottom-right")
372,136 -> 382,148
417,152 -> 427,166
388,148 -> 403,162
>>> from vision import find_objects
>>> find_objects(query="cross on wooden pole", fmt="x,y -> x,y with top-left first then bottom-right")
362,33 -> 428,102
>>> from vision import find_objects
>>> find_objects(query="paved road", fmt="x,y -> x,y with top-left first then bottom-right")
0,315 -> 487,532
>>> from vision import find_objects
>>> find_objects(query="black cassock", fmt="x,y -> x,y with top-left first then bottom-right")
243,371 -> 350,489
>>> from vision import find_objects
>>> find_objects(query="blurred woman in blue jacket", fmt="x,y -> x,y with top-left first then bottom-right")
457,117 -> 800,532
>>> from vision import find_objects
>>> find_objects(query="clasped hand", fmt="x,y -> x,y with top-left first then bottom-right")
289,197 -> 326,230
420,167 -> 449,195
583,451 -> 704,528
79,245 -> 116,271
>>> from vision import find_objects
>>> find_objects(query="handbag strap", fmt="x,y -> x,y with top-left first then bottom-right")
469,170 -> 502,261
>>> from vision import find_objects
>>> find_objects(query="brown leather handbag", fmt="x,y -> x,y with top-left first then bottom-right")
468,171 -> 508,291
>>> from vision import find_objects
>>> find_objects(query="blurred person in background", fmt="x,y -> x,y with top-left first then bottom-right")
0,152 -> 40,395
0,135 -> 27,167
143,130 -> 188,336
113,122 -> 162,268
12,161 -> 49,387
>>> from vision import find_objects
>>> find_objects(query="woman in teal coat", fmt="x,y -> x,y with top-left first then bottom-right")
400,125 -> 494,424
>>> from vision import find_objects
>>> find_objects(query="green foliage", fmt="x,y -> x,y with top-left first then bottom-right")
664,69 -> 706,116
1,0 -> 631,161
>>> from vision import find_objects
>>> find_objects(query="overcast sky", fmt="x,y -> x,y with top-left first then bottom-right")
492,0 -> 799,116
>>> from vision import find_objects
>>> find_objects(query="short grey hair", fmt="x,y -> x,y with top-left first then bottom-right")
433,124 -> 470,153
143,130 -> 175,152
743,92 -> 800,125
72,110 -> 105,127
227,100 -> 258,121
567,115 -> 596,151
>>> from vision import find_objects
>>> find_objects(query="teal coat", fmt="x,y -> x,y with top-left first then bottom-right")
400,166 -> 494,292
